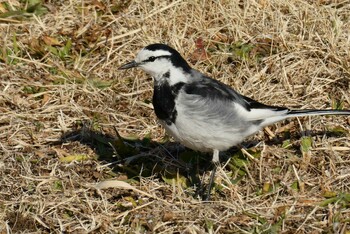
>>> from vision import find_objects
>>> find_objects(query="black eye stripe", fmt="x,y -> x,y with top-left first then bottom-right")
144,55 -> 171,63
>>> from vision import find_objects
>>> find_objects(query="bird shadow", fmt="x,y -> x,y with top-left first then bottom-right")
55,121 -> 347,199
57,122 -> 214,196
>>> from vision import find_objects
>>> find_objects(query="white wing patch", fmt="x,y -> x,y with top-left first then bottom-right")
234,103 -> 288,120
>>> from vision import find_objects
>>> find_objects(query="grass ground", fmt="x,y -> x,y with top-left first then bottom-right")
1,0 -> 350,233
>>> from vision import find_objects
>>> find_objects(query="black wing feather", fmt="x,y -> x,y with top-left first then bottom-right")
184,77 -> 286,112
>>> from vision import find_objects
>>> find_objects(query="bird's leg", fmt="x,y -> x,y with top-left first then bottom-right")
204,149 -> 220,201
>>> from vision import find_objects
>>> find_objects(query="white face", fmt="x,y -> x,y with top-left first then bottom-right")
135,49 -> 172,77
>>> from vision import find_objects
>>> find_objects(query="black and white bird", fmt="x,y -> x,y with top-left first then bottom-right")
119,43 -> 350,200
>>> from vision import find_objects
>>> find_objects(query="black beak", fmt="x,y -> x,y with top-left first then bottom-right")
118,60 -> 139,70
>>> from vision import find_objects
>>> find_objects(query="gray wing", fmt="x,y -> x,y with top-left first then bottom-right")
172,71 -> 291,150
176,79 -> 251,128
186,71 -> 287,112
174,81 -> 256,151
175,75 -> 290,131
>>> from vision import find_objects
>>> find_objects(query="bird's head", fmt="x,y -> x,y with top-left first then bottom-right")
119,44 -> 191,80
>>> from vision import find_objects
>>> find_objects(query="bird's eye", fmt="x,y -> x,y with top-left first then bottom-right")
148,56 -> 156,62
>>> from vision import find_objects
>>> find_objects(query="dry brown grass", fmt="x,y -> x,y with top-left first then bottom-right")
1,0 -> 350,233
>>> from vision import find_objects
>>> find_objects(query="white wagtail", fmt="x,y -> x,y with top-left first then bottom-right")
119,43 -> 350,200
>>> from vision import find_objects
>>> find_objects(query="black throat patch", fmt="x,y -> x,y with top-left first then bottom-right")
152,78 -> 185,125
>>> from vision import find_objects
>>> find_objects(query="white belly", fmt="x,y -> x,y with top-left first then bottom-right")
159,117 -> 260,153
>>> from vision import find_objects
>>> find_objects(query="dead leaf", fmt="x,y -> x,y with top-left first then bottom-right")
162,211 -> 175,222
190,37 -> 209,62
262,182 -> 272,194
41,93 -> 50,105
274,206 -> 287,221
29,38 -> 42,51
95,180 -> 160,200
42,36 -> 61,46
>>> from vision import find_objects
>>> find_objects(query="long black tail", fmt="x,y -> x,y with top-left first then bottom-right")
258,108 -> 350,127
287,109 -> 350,118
